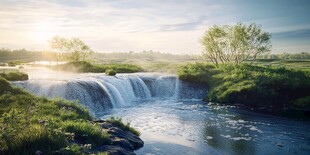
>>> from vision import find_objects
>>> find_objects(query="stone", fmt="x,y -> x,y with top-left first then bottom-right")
106,127 -> 144,149
93,120 -> 144,155
100,145 -> 136,155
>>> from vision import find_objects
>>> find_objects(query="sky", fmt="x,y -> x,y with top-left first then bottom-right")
0,0 -> 310,54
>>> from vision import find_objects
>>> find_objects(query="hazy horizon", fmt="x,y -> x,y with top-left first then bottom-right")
1,0 -> 310,54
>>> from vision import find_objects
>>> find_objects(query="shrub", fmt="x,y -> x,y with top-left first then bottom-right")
178,63 -> 216,84
105,69 -> 116,76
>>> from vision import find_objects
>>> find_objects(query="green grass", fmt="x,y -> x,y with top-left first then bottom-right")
178,63 -> 310,110
0,71 -> 28,81
0,77 -> 110,154
52,61 -> 143,73
63,121 -> 110,147
107,117 -> 141,136
253,59 -> 310,69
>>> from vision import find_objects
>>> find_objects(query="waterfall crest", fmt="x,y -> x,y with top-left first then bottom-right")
13,73 -> 206,116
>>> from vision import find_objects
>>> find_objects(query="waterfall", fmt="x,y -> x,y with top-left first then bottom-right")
13,73 -> 207,116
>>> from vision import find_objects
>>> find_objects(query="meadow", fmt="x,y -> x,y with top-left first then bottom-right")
178,63 -> 310,115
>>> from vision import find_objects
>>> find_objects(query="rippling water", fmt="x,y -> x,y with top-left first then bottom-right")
11,68 -> 310,155
102,100 -> 310,155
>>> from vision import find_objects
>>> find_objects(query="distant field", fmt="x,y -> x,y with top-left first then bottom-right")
1,49 -> 309,73
254,59 -> 310,69
86,52 -> 203,73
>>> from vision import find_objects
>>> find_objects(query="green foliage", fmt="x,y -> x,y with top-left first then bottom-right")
201,23 -> 271,65
178,63 -> 218,84
107,117 -> 141,136
0,71 -> 28,81
293,96 -> 310,108
178,63 -> 310,110
52,61 -> 143,73
0,107 -> 67,154
53,98 -> 93,120
0,79 -> 113,154
258,52 -> 310,60
63,121 -> 110,147
7,60 -> 25,66
102,63 -> 143,73
0,78 -> 11,94
49,36 -> 93,62
105,69 -> 116,76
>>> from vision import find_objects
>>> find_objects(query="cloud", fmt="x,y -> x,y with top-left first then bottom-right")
271,29 -> 310,52
0,0 -> 309,53
273,29 -> 310,40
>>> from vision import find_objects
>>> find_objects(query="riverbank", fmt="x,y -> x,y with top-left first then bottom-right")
0,76 -> 143,154
178,63 -> 310,115
51,61 -> 143,73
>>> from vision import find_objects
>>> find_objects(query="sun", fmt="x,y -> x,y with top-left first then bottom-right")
33,21 -> 55,43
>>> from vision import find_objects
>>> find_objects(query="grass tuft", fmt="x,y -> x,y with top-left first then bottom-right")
107,117 -> 141,136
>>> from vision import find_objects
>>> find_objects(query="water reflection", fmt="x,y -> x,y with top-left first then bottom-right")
102,101 -> 310,155
204,123 -> 256,154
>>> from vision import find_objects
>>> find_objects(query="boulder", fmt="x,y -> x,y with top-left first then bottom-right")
92,120 -> 144,155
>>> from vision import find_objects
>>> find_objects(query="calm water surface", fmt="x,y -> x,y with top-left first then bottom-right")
102,100 -> 310,155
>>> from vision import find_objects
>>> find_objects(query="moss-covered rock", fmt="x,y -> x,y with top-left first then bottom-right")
105,69 -> 116,76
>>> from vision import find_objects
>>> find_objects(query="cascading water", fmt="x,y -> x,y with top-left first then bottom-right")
13,73 -> 207,116
11,71 -> 310,155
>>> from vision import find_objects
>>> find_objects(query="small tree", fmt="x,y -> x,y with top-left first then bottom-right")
201,23 -> 271,66
49,36 -> 93,62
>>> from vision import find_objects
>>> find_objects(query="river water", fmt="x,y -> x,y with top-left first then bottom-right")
102,100 -> 310,155
13,69 -> 310,155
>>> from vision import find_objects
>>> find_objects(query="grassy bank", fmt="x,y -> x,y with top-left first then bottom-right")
52,61 -> 143,73
0,75 -> 140,154
178,63 -> 310,111
0,71 -> 28,81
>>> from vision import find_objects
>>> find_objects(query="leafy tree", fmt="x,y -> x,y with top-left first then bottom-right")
201,23 -> 271,66
49,36 -> 93,62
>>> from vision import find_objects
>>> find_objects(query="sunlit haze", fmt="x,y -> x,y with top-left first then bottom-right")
0,0 -> 310,54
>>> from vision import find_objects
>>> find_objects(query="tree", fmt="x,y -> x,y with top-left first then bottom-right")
201,23 -> 271,66
49,36 -> 93,62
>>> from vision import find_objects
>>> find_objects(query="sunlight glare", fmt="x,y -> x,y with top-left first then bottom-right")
33,21 -> 56,43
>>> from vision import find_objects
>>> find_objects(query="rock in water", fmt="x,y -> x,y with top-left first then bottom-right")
95,120 -> 144,155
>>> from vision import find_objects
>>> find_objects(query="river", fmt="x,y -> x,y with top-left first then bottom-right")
13,69 -> 310,155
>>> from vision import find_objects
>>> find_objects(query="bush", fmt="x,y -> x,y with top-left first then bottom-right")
105,69 -> 116,76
